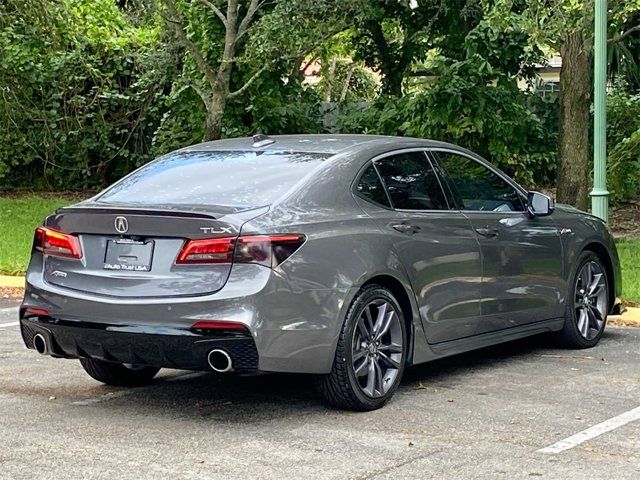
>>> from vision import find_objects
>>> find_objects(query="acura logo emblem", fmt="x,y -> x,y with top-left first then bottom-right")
114,216 -> 129,234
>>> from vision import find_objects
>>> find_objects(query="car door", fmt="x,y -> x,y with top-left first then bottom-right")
354,150 -> 483,344
432,149 -> 564,334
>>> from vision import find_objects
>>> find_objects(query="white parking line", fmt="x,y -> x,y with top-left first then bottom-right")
0,321 -> 19,329
538,405 -> 640,454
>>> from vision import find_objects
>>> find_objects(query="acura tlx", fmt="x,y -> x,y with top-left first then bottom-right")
20,134 -> 620,411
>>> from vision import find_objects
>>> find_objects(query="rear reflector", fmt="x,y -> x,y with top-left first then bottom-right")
176,234 -> 305,268
24,307 -> 50,317
34,227 -> 82,259
191,320 -> 248,331
190,320 -> 250,337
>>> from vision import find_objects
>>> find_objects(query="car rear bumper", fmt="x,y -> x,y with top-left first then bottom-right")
20,316 -> 259,372
21,262 -> 355,374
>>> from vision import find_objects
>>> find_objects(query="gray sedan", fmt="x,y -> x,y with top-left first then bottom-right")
20,135 -> 620,410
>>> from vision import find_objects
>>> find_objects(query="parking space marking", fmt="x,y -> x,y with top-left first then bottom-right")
0,321 -> 19,329
538,405 -> 640,454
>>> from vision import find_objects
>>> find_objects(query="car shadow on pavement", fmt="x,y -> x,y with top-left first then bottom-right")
83,330 -> 623,419
403,329 -> 624,386
403,332 -> 552,385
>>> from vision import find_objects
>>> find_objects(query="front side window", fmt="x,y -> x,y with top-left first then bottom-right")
436,152 -> 524,212
374,152 -> 448,210
355,164 -> 391,207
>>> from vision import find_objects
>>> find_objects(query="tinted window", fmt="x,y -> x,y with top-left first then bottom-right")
375,152 -> 448,210
356,164 -> 391,207
437,152 -> 524,212
96,151 -> 331,208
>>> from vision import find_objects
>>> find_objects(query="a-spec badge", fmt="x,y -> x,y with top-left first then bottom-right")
114,216 -> 129,234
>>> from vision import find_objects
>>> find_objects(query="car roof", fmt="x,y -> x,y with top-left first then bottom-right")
182,134 -> 456,156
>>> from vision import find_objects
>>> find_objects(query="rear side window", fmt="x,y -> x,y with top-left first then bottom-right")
436,152 -> 525,212
355,164 -> 391,207
374,152 -> 448,210
96,151 -> 331,208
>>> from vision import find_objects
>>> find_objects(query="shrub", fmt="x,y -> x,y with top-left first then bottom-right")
337,59 -> 557,187
0,0 -> 171,189
607,87 -> 640,203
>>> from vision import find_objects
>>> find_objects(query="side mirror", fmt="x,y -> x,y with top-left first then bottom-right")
527,191 -> 554,217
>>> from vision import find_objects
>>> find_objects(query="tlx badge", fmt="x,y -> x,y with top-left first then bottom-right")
200,227 -> 235,234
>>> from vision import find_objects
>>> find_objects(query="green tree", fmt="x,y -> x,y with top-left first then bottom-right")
512,0 -> 640,210
0,0 -> 169,188
162,0 -> 270,141
161,0 -> 359,141
351,0 -> 484,96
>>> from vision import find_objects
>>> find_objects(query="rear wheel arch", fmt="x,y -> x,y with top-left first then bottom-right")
581,242 -> 615,312
361,274 -> 415,362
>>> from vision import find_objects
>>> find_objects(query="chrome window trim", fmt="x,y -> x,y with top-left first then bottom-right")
428,147 -> 528,213
365,148 -> 451,213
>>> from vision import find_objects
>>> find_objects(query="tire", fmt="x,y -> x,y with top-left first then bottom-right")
317,285 -> 408,411
79,358 -> 160,387
556,251 -> 609,349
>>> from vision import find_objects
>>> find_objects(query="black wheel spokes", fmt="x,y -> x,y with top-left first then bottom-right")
575,261 -> 607,340
351,299 -> 403,398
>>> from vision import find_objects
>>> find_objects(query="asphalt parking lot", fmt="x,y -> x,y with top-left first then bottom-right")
1,298 -> 639,480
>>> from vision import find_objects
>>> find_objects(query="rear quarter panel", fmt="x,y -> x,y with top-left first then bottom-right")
239,150 -> 430,368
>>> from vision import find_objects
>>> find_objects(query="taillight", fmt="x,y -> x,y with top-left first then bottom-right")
175,237 -> 235,264
34,227 -> 82,259
176,234 -> 305,268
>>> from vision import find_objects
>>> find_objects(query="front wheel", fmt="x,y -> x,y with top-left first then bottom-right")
79,358 -> 160,386
556,251 -> 609,348
317,285 -> 407,411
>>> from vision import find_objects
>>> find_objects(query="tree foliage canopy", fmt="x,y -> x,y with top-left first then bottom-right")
0,0 -> 639,203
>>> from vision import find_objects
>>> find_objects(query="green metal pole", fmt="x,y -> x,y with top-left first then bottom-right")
591,0 -> 609,222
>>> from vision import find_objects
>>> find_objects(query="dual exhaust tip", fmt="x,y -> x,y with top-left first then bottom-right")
35,333 -> 233,374
207,349 -> 233,373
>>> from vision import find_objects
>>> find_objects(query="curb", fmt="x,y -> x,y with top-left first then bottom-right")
610,306 -> 640,326
0,276 -> 25,288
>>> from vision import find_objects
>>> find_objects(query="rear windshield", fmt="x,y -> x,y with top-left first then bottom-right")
96,150 -> 331,208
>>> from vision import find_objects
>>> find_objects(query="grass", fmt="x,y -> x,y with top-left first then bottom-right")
0,195 -> 81,275
617,239 -> 640,305
0,195 -> 639,304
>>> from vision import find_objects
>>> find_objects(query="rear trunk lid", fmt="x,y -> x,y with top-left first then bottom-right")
42,205 -> 263,298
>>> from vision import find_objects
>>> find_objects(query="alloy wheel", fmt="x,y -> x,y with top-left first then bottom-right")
351,299 -> 403,398
574,260 -> 607,340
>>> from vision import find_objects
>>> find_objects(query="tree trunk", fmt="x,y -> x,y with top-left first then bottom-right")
557,31 -> 592,211
381,67 -> 404,97
204,94 -> 226,141
339,65 -> 355,103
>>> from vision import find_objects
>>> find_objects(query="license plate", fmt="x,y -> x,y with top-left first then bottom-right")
103,239 -> 154,272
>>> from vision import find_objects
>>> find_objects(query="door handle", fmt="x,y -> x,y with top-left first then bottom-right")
475,226 -> 499,238
392,223 -> 421,234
